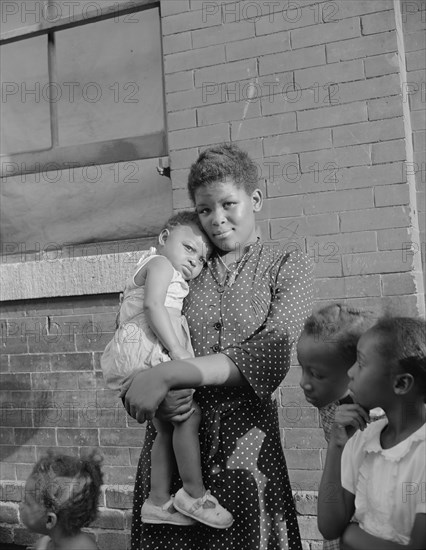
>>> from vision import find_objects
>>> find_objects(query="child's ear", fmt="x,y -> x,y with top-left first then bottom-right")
393,373 -> 414,395
251,189 -> 263,212
46,512 -> 57,531
158,229 -> 169,246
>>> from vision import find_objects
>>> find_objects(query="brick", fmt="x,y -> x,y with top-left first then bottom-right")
382,272 -> 422,296
377,227 -> 412,251
367,96 -> 403,120
260,46 -> 326,76
284,449 -> 321,470
231,112 -> 296,141
298,101 -> 368,131
13,526 -> 40,546
254,4 -> 318,36
303,188 -> 373,214
411,108 -> 426,131
57,428 -> 99,446
14,428 -> 56,446
271,212 -> 339,239
26,334 -> 76,354
31,372 -> 79,390
96,531 -> 129,550
341,206 -> 410,232
165,45 -> 225,74
105,485 -> 134,510
91,507 -> 126,530
97,447 -> 131,466
197,99 -> 261,126
0,525 -> 13,543
380,295 -> 424,317
406,50 -> 426,72
99,427 -> 143,447
327,31 -> 397,62
168,123 -> 229,150
307,230 -> 377,256
192,19 -> 254,48
361,10 -> 396,34
265,128 -> 332,155
0,502 -> 19,524
0,406 -> 32,428
315,274 -> 381,299
167,109 -> 196,131
333,117 -> 405,146
160,0 -> 190,17
0,372 -> 31,390
298,516 -> 322,540
75,330 -> 117,353
165,70 -> 194,93
279,406 -> 319,430
294,491 -> 318,515
375,184 -> 410,207
162,31 -> 192,55
285,428 -> 327,449
364,52 -> 400,77
343,250 -> 413,276
102,466 -> 137,485
372,139 -> 406,164
414,131 -> 426,152
0,463 -> 16,480
335,0 -> 393,19
337,162 -> 406,189
294,59 -> 364,89
259,195 -> 303,220
170,168 -> 190,189
300,144 -> 371,172
226,31 -> 290,62
291,17 -> 360,49
0,427 -> 13,445
404,30 -> 426,52
0,445 -> 36,463
166,84 -> 228,112
338,74 -> 401,105
4,390 -> 54,408
0,336 -> 28,355
162,9 -> 221,35
169,147 -> 199,170
195,58 -> 258,88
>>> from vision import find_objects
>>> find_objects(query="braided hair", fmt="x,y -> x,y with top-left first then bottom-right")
29,451 -> 103,535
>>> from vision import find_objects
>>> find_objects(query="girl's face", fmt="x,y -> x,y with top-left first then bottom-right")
20,477 -> 50,535
297,332 -> 351,409
347,330 -> 393,409
159,223 -> 210,281
194,178 -> 263,253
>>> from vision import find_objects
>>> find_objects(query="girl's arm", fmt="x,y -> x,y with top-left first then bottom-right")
141,256 -> 191,359
318,405 -> 369,539
342,515 -> 426,550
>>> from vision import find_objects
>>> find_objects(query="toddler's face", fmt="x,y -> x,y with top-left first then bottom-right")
297,332 -> 352,409
159,223 -> 210,281
20,476 -> 49,535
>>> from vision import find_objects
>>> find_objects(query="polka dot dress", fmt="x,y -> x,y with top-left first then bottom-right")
130,242 -> 314,550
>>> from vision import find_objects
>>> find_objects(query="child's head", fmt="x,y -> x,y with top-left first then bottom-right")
348,316 -> 426,410
158,211 -> 212,281
297,304 -> 377,408
187,143 -> 259,204
20,451 -> 103,537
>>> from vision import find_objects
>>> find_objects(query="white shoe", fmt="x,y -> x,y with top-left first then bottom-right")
173,488 -> 234,529
141,498 -> 196,526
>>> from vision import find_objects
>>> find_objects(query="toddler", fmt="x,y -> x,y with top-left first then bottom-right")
318,316 -> 426,548
101,211 -> 233,529
20,451 -> 103,550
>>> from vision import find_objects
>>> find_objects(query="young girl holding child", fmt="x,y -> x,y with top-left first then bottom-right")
20,451 -> 103,550
318,316 -> 426,549
101,211 -> 233,529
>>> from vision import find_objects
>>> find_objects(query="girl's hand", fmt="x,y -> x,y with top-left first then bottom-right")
123,368 -> 169,423
156,389 -> 195,423
331,404 -> 370,446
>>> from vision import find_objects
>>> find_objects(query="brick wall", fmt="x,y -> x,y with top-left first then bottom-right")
1,1 -> 425,549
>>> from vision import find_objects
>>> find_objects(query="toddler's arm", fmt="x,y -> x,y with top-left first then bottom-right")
140,256 -> 192,360
318,404 -> 369,540
342,515 -> 426,549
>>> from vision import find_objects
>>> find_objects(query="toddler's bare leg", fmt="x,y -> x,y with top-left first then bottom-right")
172,402 -> 205,499
149,418 -> 174,506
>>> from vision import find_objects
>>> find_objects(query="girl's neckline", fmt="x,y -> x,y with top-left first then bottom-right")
208,239 -> 261,288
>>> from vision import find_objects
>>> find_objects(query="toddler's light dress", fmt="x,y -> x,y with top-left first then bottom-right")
101,247 -> 194,391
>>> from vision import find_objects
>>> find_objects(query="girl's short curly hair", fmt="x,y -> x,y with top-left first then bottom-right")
187,143 -> 259,203
29,451 -> 103,535
302,303 -> 377,365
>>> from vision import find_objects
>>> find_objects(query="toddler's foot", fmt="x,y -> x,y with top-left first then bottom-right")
141,498 -> 196,526
173,488 -> 233,529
